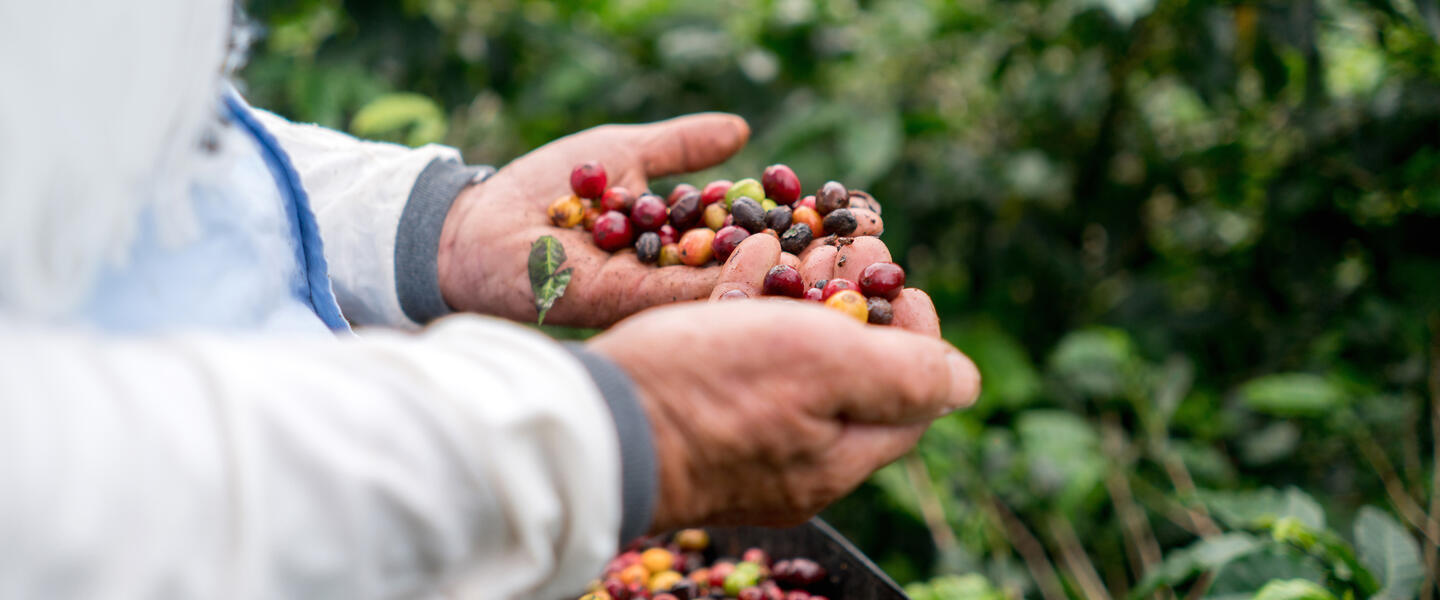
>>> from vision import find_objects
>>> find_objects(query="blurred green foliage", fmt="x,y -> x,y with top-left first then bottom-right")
241,0 -> 1440,597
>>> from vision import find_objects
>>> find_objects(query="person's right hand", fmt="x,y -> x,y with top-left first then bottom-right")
587,237 -> 980,532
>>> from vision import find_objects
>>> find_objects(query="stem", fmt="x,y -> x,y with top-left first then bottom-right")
1128,475 -> 1206,537
1101,418 -> 1167,598
1353,431 -> 1440,545
1155,446 -> 1222,537
1425,315 -> 1440,599
1048,515 -> 1114,600
903,452 -> 961,558
989,496 -> 1068,600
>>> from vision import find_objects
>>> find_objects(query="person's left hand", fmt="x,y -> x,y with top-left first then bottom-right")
435,114 -> 885,328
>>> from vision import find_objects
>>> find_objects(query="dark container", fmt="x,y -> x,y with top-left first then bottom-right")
704,518 -> 910,599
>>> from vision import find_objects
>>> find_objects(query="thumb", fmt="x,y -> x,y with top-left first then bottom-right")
634,113 -> 751,178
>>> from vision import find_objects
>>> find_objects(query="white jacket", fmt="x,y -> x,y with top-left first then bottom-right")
0,2 -> 650,599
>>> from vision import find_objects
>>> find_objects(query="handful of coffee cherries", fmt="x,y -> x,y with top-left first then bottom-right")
579,529 -> 832,600
548,161 -> 904,326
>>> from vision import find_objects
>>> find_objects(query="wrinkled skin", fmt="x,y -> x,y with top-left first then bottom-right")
437,114 -> 883,328
591,235 -> 976,531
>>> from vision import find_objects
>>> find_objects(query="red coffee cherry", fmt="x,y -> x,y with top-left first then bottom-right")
667,183 -> 698,206
592,211 -> 634,252
761,164 -> 802,205
762,265 -> 804,298
601,186 -> 637,214
700,180 -> 732,206
630,194 -> 669,232
859,261 -> 905,300
570,161 -> 608,199
821,278 -> 859,300
668,191 -> 703,231
711,225 -> 751,263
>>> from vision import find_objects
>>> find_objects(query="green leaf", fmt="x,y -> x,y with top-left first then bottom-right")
1237,373 -> 1347,417
1355,506 -> 1424,600
1081,0 -> 1157,26
1016,411 -> 1104,511
1203,487 -> 1326,530
350,92 -> 448,147
1049,327 -> 1142,399
1208,550 -> 1328,598
528,236 -> 572,326
1132,533 -> 1265,598
1251,579 -> 1336,600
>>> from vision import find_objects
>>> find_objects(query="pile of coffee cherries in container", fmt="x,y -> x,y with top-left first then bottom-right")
550,161 -> 905,326
578,529 -> 832,600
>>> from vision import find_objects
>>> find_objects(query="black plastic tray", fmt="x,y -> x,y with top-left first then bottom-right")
703,518 -> 909,599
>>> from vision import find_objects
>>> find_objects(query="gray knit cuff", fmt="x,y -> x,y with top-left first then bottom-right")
564,344 -> 657,545
395,158 -> 495,324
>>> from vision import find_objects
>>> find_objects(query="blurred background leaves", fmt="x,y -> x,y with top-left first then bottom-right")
241,0 -> 1440,597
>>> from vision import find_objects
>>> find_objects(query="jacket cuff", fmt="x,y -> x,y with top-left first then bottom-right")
394,158 -> 495,324
564,344 -> 657,545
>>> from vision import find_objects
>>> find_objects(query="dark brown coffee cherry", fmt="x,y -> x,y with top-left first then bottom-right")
816,181 -> 848,215
667,183 -> 698,207
636,231 -> 661,264
764,205 -> 792,233
866,296 -> 894,324
730,196 -> 765,234
779,223 -> 813,255
821,208 -> 857,236
669,191 -> 703,230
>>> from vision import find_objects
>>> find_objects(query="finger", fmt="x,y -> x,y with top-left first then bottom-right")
779,252 -> 801,270
833,237 -> 893,282
797,244 -> 837,288
849,208 -> 885,237
542,229 -> 720,326
825,423 -> 928,478
889,288 -> 940,338
710,234 -> 782,300
818,323 -> 981,424
635,113 -> 752,178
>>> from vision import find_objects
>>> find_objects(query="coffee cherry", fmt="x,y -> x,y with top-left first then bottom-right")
641,548 -> 674,574
821,208 -> 857,236
653,594 -> 679,600
773,558 -> 826,586
703,203 -> 728,231
847,189 -> 881,215
657,224 -> 679,246
593,211 -> 635,252
571,161 -> 608,199
601,186 -> 637,214
795,195 -> 817,210
618,564 -> 649,587
730,197 -> 766,234
687,568 -> 710,587
779,223 -> 812,255
719,289 -> 749,300
649,570 -> 683,592
579,592 -> 610,600
658,243 -> 683,267
824,289 -> 868,323
816,181 -> 848,215
859,261 -> 905,300
785,592 -> 811,600
821,278 -> 859,300
548,194 -> 585,228
724,567 -> 761,596
813,279 -> 828,289
737,588 -> 764,600
708,562 -> 735,588
678,229 -> 716,266
765,205 -> 793,233
631,194 -> 669,231
725,178 -> 764,210
671,579 -> 699,600
675,529 -> 709,551
741,548 -> 771,568
712,225 -> 751,263
667,183 -> 698,206
762,265 -> 804,298
669,191 -> 703,230
760,198 -> 778,212
700,180 -> 732,206
761,164 -> 802,205
804,288 -> 823,302
583,206 -> 604,230
867,296 -> 894,325
635,232 -> 661,264
792,206 -> 824,237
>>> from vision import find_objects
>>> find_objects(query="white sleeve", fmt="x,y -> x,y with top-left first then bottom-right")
249,107 -> 486,329
0,315 -> 651,600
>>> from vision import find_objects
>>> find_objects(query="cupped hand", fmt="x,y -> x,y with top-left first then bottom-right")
435,114 -> 885,328
588,296 -> 978,532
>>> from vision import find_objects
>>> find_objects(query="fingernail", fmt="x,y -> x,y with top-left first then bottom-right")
945,351 -> 982,412
719,289 -> 748,300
